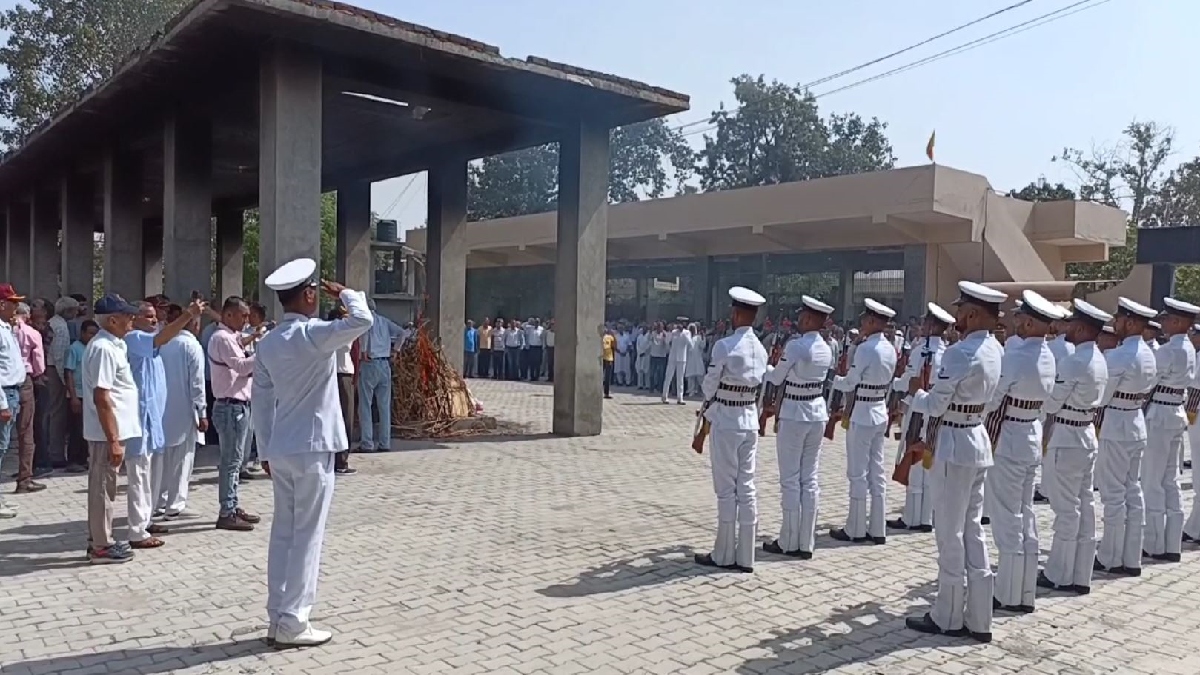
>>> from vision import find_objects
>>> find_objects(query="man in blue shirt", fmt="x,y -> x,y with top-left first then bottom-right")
123,298 -> 206,548
357,298 -> 408,452
463,320 -> 479,378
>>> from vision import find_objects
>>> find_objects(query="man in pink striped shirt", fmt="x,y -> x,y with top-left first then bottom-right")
208,297 -> 261,531
13,302 -> 45,493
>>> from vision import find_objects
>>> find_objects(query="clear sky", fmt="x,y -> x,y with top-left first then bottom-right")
358,0 -> 1196,236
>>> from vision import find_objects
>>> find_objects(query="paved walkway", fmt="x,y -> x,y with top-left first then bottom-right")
2,378 -> 1199,674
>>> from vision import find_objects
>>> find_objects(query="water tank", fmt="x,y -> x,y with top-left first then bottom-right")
376,219 -> 399,243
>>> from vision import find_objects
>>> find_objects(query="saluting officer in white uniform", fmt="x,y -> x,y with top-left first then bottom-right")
830,299 -> 898,545
987,291 -> 1057,614
761,295 -> 834,559
1183,323 -> 1200,546
253,258 -> 374,648
1141,297 -> 1198,563
1038,299 -> 1111,596
905,281 -> 1005,643
888,302 -> 953,533
695,287 -> 769,574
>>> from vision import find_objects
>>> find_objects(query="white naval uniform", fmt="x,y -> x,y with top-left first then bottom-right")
1042,340 -> 1108,590
893,335 -> 945,528
253,289 -> 373,636
151,331 -> 206,516
1038,336 -> 1076,488
701,326 -> 769,569
910,329 -> 1003,635
1142,333 -> 1195,557
664,329 -> 692,402
832,332 -> 897,539
985,336 -> 1055,609
1183,359 -> 1200,541
764,330 -> 832,553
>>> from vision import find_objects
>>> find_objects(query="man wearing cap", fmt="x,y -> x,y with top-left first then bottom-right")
986,291 -> 1057,614
1143,321 -> 1162,352
1035,309 -> 1077,504
1097,325 -> 1119,352
761,295 -> 834,559
1038,299 -> 1110,595
1089,297 -> 1158,576
1184,323 -> 1200,546
1140,297 -> 1198,564
904,281 -> 1005,642
663,319 -> 692,405
0,284 -> 28,518
830,298 -> 897,545
254,258 -> 373,648
695,287 -> 769,573
888,302 -> 953,533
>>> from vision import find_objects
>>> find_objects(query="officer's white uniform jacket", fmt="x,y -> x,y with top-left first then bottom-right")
669,329 -> 692,362
911,330 -> 1003,467
1043,341 -> 1107,450
1047,334 -> 1075,365
1098,336 -> 1157,442
764,330 -> 832,423
833,332 -> 897,427
702,326 -> 768,431
984,336 -> 1056,465
1145,334 -> 1196,431
894,335 -> 945,401
252,289 -> 374,458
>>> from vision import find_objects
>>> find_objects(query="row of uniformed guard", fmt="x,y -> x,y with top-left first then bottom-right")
694,281 -> 1200,643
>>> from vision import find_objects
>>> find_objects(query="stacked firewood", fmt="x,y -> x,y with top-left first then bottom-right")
390,321 -> 477,437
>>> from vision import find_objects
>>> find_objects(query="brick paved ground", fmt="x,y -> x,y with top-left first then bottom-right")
2,378 -> 1200,674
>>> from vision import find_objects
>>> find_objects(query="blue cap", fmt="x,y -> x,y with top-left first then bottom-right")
93,293 -> 140,315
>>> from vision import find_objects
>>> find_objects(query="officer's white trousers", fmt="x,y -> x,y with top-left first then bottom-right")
845,421 -> 887,539
1143,426 -> 1184,556
987,453 -> 1038,608
662,359 -> 686,403
710,429 -> 758,568
1095,438 -> 1145,568
776,420 -> 823,553
1184,423 -> 1200,539
267,452 -> 336,634
1042,446 -> 1096,589
930,458 -> 992,635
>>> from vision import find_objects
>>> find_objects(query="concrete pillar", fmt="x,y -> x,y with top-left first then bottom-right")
901,244 -> 928,322
60,175 -> 95,300
258,45 -> 323,316
103,147 -> 145,299
426,160 -> 468,362
30,191 -> 60,299
163,113 -> 213,301
837,266 -> 854,323
215,209 -> 244,301
6,203 -> 31,293
143,217 -> 164,297
693,256 -> 714,323
552,122 -> 609,437
336,181 -> 372,293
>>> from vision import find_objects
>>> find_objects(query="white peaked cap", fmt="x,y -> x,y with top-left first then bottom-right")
265,258 -> 317,291
863,298 -> 896,319
1164,297 -> 1200,318
1071,298 -> 1113,326
729,286 -> 765,307
1017,290 -> 1059,324
926,302 -> 954,325
1148,320 -> 1162,330
1102,324 -> 1116,334
800,295 -> 835,315
1117,297 -> 1157,320
954,280 -> 1007,306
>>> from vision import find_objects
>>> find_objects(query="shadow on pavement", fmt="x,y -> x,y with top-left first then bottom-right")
537,545 -> 734,598
3,640 -> 274,675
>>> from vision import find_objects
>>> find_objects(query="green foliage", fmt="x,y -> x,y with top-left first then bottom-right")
1007,178 -> 1076,202
696,74 -> 896,191
240,194 -> 339,299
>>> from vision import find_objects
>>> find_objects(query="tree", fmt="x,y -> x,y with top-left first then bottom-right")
467,118 -> 693,221
241,194 -> 338,300
696,74 -> 895,191
0,0 -> 187,148
1007,178 -> 1076,202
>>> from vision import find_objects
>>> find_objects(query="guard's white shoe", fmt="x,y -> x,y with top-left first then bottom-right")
274,625 -> 332,648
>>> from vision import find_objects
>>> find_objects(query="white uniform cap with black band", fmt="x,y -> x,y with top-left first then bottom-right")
265,257 -> 318,291
926,302 -> 954,326
1016,289 -> 1059,324
729,286 -> 766,310
1070,298 -> 1113,327
800,295 -> 835,315
1116,297 -> 1157,320
863,297 -> 896,320
1102,324 -> 1116,334
952,280 -> 1008,308
1163,297 -> 1200,320
1148,320 -> 1162,331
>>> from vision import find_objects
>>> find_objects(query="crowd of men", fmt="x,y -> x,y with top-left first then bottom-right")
693,281 -> 1200,644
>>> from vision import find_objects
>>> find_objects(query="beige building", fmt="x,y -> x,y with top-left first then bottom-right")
407,164 -> 1128,322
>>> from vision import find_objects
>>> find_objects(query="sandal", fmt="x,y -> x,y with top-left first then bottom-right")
130,537 -> 165,549
147,524 -> 170,535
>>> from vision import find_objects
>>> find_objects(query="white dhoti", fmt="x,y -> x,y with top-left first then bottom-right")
1042,445 -> 1097,589
845,421 -> 887,539
663,359 -> 687,403
709,429 -> 758,569
1185,423 -> 1200,540
636,354 -> 649,388
151,435 -> 197,515
124,452 -> 154,542
267,452 -> 337,634
1095,438 -> 1146,568
1143,426 -> 1184,556
930,458 -> 993,635
988,453 -> 1038,609
776,420 -> 823,553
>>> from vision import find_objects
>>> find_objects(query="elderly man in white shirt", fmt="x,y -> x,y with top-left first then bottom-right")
152,307 -> 207,520
254,259 -> 373,648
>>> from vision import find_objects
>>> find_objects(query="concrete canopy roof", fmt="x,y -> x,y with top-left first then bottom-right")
0,0 -> 689,208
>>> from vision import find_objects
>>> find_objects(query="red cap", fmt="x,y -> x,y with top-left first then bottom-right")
0,284 -> 25,302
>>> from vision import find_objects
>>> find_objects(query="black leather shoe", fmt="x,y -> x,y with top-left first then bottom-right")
913,524 -> 934,533
993,597 -> 1034,614
829,528 -> 870,543
886,518 -> 909,530
1037,571 -> 1065,591
1118,566 -> 1142,577
1071,585 -> 1091,595
694,553 -> 739,571
905,612 -> 976,640
980,516 -> 991,526
1033,489 -> 1048,503
1094,558 -> 1122,574
731,564 -> 754,574
1147,551 -> 1181,563
1183,533 -> 1199,545
762,540 -> 811,559
871,536 -> 886,545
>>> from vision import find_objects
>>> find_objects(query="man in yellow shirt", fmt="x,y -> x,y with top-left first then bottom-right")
602,327 -> 617,399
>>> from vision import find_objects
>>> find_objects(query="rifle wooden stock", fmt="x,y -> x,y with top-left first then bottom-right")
892,338 -> 933,486
692,418 -> 711,454
824,346 -> 851,440
759,332 -> 786,436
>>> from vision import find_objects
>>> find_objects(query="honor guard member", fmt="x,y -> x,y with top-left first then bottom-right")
1097,324 -> 1119,352
253,258 -> 374,648
1036,308 -> 1076,504
987,291 -> 1057,614
695,287 -> 769,573
830,298 -> 898,545
888,302 -> 953,532
1141,297 -> 1198,562
1184,323 -> 1200,545
905,281 -> 1005,643
1038,299 -> 1110,595
1091,297 -> 1157,577
761,295 -> 834,558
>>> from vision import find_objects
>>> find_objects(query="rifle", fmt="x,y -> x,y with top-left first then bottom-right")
886,345 -> 908,439
891,337 -> 932,485
692,400 -> 713,454
759,326 -> 787,436
824,339 -> 852,440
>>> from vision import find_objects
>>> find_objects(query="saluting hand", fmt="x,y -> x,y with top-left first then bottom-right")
321,279 -> 347,296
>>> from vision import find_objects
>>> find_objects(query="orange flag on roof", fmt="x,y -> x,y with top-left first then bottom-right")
926,130 -> 936,162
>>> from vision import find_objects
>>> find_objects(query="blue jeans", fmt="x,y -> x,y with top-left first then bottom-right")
0,387 -> 20,470
213,400 -> 251,516
357,359 -> 392,451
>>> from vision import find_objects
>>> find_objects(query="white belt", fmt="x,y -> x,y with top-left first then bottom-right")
943,412 -> 984,425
